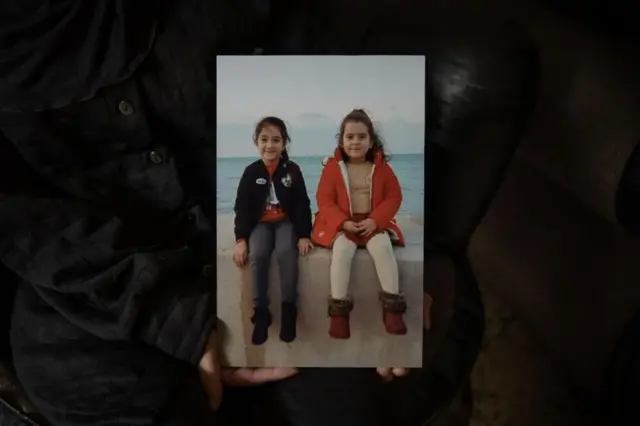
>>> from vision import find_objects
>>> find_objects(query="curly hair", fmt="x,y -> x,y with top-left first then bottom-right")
336,109 -> 389,162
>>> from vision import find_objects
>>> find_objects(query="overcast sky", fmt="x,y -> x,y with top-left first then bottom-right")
217,56 -> 425,157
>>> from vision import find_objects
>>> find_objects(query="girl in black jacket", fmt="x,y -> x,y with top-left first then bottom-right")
233,116 -> 314,345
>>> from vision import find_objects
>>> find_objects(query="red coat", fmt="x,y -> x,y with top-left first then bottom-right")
311,147 -> 405,248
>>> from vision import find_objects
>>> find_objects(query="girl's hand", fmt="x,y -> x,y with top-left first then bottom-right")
376,292 -> 434,382
233,240 -> 248,267
342,220 -> 360,233
357,218 -> 377,236
297,238 -> 314,256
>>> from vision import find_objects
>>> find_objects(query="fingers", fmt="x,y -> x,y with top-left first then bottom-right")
221,367 -> 299,386
233,251 -> 248,267
376,367 -> 394,382
199,367 -> 223,410
392,368 -> 409,377
376,367 -> 410,382
299,242 -> 314,256
361,226 -> 374,237
353,220 -> 375,236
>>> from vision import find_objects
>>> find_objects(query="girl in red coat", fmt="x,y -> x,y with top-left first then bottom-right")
312,109 -> 407,339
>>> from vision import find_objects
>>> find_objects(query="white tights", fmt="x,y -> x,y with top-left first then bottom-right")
330,232 -> 400,300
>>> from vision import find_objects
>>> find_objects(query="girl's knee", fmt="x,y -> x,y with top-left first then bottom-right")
275,242 -> 297,259
366,233 -> 394,256
248,247 -> 272,262
249,225 -> 274,261
332,234 -> 356,256
248,240 -> 273,261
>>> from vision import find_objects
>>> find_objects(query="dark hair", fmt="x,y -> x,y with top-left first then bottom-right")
253,116 -> 291,162
336,109 -> 389,162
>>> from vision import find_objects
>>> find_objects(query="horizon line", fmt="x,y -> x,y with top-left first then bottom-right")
217,119 -> 426,127
217,152 -> 425,159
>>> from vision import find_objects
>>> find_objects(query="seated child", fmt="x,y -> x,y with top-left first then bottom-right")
312,109 -> 407,339
233,116 -> 313,345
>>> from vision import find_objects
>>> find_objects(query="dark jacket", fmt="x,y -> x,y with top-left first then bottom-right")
234,159 -> 312,241
0,1 -> 271,424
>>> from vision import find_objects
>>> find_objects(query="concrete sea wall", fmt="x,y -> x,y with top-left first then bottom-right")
216,215 -> 424,368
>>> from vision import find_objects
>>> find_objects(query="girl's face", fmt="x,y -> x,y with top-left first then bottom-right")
341,121 -> 371,162
256,125 -> 285,163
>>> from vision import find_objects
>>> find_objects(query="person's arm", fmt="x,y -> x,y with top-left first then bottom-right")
0,131 -> 215,366
316,160 -> 349,232
293,165 -> 312,239
368,163 -> 402,228
233,166 -> 254,242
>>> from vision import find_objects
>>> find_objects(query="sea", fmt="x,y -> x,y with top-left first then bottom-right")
216,154 -> 425,216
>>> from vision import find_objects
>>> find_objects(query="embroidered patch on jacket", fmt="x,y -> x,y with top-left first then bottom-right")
281,174 -> 292,187
256,178 -> 267,185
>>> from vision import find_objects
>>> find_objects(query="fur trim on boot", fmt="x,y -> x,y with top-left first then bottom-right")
379,291 -> 407,335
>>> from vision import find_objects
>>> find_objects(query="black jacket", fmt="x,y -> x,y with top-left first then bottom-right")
234,159 -> 312,241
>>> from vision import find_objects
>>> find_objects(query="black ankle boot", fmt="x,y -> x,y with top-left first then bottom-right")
251,307 -> 271,345
279,303 -> 297,343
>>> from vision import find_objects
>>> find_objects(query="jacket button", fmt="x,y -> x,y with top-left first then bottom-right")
149,151 -> 163,164
202,264 -> 214,278
118,100 -> 135,116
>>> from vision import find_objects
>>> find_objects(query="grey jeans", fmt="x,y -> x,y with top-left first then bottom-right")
248,220 -> 299,308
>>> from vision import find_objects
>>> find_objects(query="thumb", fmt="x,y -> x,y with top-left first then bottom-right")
198,331 -> 223,410
200,362 -> 222,411
199,368 -> 223,410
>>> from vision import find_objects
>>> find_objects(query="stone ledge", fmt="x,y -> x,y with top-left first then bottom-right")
216,215 -> 424,368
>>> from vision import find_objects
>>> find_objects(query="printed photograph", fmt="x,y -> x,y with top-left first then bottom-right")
216,55 -> 425,368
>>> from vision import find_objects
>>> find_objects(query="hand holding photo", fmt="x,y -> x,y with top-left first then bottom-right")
216,55 -> 426,368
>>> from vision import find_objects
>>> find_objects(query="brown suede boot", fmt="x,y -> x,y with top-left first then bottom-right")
379,291 -> 407,335
327,297 -> 354,339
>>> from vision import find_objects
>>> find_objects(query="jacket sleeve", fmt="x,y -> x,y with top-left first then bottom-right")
233,166 -> 253,241
293,165 -> 312,238
369,163 -> 403,228
0,132 -> 215,366
316,161 -> 349,232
